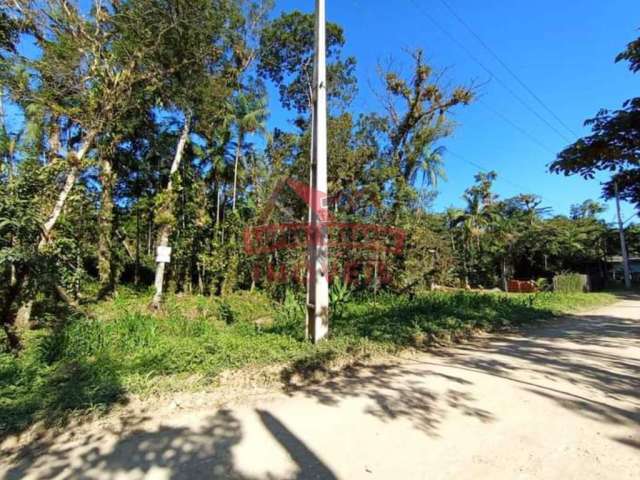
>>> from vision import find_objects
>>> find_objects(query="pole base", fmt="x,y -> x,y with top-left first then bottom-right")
306,303 -> 329,344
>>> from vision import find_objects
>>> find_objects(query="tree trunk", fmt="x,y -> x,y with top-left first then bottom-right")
151,116 -> 191,310
135,207 -> 141,285
232,134 -> 243,211
147,210 -> 153,256
47,122 -> 62,165
463,239 -> 471,289
197,263 -> 204,294
16,166 -> 82,325
13,131 -> 97,333
501,257 -> 509,292
151,228 -> 170,308
116,229 -> 136,261
97,156 -> 116,298
216,183 -> 222,226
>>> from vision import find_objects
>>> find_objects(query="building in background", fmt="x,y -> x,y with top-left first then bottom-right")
608,256 -> 640,283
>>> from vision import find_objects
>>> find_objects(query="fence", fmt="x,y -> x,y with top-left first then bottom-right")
507,280 -> 538,293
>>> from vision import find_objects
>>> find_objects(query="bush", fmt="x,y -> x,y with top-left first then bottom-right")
217,301 -> 235,325
553,274 -> 589,293
536,278 -> 552,292
330,279 -> 353,320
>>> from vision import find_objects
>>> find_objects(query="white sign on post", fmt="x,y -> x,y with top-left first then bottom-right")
156,246 -> 172,264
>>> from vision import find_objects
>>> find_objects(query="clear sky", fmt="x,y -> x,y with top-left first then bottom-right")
267,0 -> 639,223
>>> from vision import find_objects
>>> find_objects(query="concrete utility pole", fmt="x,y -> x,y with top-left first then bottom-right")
306,0 -> 330,343
614,182 -> 632,289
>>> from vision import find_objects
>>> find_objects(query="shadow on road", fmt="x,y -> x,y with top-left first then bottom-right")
280,360 -> 494,436
6,408 -> 341,479
6,410 -> 247,479
257,410 -> 338,480
279,308 -> 638,442
425,311 -> 640,428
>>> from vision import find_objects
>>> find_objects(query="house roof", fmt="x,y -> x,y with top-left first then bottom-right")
607,256 -> 640,263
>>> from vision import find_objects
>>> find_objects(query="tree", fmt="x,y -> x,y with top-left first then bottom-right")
230,86 -> 268,211
146,0 -> 242,309
2,1 -> 625,359
453,171 -> 498,287
0,4 -> 19,60
616,34 -> 640,72
493,194 -> 550,288
258,11 -> 357,114
570,199 -> 607,220
4,0 -> 154,333
378,50 -> 474,213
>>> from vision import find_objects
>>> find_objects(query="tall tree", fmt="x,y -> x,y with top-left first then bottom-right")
145,0 -> 241,309
2,0 -> 171,341
378,50 -> 474,213
258,10 -> 357,114
570,199 -> 607,220
230,86 -> 268,211
454,171 -> 497,287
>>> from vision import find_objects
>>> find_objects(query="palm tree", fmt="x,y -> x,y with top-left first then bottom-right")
453,172 -> 498,286
409,145 -> 447,190
230,92 -> 268,211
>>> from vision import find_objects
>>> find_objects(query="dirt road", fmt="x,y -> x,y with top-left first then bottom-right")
2,297 -> 639,479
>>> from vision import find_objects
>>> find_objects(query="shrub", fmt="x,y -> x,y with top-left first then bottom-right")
330,279 -> 353,320
217,301 -> 235,325
269,290 -> 306,339
553,274 -> 589,293
536,278 -> 552,292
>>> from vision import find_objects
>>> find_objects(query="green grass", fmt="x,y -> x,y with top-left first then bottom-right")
0,289 -> 617,437
524,291 -> 617,313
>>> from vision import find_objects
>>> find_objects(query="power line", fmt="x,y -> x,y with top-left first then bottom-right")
437,0 -> 579,139
446,149 -> 537,195
624,212 -> 638,226
407,0 -> 573,144
353,1 -> 563,208
352,0 -> 570,157
479,100 -> 557,156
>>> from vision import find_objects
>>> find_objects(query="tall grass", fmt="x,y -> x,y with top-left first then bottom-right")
553,274 -> 589,293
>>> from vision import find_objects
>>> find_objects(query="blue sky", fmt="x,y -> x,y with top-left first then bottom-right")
267,0 -> 639,223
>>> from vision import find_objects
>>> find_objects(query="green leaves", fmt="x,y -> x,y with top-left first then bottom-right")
258,11 -> 357,113
616,35 -> 640,72
329,278 -> 352,320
